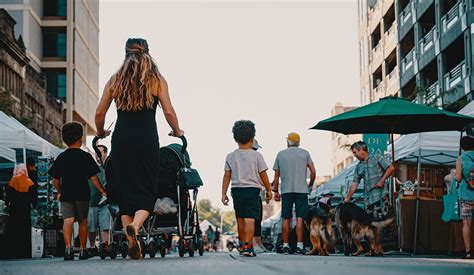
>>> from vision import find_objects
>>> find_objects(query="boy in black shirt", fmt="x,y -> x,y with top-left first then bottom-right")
49,122 -> 107,260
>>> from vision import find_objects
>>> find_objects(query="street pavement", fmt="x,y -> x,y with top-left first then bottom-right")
1,252 -> 474,275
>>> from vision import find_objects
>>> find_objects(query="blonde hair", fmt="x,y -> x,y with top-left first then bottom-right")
109,38 -> 161,112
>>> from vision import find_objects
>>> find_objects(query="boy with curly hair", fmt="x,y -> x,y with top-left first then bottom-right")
221,120 -> 272,257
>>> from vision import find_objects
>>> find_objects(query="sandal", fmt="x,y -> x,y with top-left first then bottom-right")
463,250 -> 473,259
126,225 -> 142,259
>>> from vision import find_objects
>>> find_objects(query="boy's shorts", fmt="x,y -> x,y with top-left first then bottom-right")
231,187 -> 261,219
281,193 -> 308,219
61,201 -> 89,221
88,206 -> 111,232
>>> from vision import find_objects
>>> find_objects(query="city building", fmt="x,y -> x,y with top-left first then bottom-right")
0,0 -> 99,134
331,102 -> 361,176
358,0 -> 401,105
396,0 -> 473,111
0,8 -> 62,145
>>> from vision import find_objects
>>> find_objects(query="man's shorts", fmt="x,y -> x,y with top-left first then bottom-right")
88,206 -> 112,232
460,200 -> 474,220
231,187 -> 261,219
61,201 -> 89,221
366,196 -> 393,222
281,193 -> 308,219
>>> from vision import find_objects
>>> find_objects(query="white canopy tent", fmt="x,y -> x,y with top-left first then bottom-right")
0,145 -> 16,163
0,111 -> 62,162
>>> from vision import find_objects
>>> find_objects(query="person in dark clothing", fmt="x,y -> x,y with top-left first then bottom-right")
26,157 -> 38,209
5,164 -> 35,259
95,38 -> 184,259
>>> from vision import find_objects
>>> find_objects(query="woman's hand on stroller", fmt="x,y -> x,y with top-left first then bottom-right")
221,194 -> 229,206
96,129 -> 111,138
168,129 -> 184,137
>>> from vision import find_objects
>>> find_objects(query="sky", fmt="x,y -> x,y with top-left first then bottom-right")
95,0 -> 360,209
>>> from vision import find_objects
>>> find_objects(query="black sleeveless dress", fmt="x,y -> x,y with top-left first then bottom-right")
111,97 -> 159,216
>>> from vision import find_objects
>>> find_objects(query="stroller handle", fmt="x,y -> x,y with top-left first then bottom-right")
92,136 -> 104,167
179,135 -> 188,155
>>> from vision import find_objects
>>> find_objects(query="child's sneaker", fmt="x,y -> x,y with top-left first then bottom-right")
64,247 -> 74,261
238,242 -> 245,255
242,247 -> 256,257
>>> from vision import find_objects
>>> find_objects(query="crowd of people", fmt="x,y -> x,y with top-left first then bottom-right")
1,37 -> 473,262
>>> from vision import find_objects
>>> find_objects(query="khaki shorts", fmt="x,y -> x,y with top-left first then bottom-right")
61,201 -> 89,221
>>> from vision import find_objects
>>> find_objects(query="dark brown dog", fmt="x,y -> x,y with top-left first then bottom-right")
305,204 -> 336,256
334,202 -> 393,256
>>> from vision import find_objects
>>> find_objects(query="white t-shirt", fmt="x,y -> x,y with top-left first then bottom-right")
224,149 -> 268,189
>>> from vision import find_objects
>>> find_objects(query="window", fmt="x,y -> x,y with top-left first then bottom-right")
44,0 -> 67,17
45,70 -> 67,102
43,29 -> 67,58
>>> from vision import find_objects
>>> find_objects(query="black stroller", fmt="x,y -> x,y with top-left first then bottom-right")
141,136 -> 205,258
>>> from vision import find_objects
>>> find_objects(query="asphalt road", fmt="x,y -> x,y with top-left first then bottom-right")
1,252 -> 474,275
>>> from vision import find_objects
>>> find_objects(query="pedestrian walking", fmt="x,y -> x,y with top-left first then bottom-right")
221,120 -> 272,257
49,122 -> 107,260
206,226 -> 215,251
87,145 -> 111,256
95,38 -> 184,259
251,139 -> 268,253
272,132 -> 316,255
455,135 -> 474,259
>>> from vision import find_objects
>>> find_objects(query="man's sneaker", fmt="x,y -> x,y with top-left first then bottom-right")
64,247 -> 74,261
79,249 -> 90,260
282,246 -> 290,255
242,247 -> 256,257
295,247 -> 308,255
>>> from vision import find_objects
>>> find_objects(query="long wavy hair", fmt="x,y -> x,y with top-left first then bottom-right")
109,38 -> 161,111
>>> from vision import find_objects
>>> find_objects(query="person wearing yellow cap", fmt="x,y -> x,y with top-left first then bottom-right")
272,132 -> 316,255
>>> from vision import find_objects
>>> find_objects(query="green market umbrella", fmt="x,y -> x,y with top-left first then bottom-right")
310,96 -> 474,254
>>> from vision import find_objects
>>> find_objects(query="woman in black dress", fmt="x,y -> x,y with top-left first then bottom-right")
95,38 -> 183,259
5,164 -> 35,259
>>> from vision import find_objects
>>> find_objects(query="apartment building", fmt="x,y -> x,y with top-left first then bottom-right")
396,0 -> 473,111
0,0 -> 99,134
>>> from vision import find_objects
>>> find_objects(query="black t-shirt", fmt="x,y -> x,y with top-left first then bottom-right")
48,148 -> 100,202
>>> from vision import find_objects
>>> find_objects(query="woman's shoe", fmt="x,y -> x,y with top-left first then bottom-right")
126,225 -> 142,259
463,250 -> 473,259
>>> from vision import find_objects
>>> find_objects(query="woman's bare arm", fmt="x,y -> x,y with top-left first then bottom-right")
95,81 -> 113,137
157,75 -> 183,137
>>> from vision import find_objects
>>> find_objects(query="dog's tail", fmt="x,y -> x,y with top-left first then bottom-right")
371,217 -> 394,229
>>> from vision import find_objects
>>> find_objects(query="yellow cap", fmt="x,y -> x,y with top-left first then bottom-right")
287,132 -> 300,143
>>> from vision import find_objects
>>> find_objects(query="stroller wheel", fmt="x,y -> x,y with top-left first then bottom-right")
198,239 -> 204,256
140,239 -> 147,258
148,241 -> 156,258
188,239 -> 195,257
110,242 -> 118,259
178,239 -> 185,258
160,244 -> 166,258
121,242 -> 128,259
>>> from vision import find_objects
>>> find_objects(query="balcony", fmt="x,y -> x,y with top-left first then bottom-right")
369,1 -> 382,31
374,81 -> 384,95
401,48 -> 415,74
384,23 -> 397,53
441,2 -> 463,34
425,81 -> 441,108
400,1 -> 413,28
444,61 -> 466,91
371,42 -> 383,69
419,27 -> 436,55
386,68 -> 399,91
